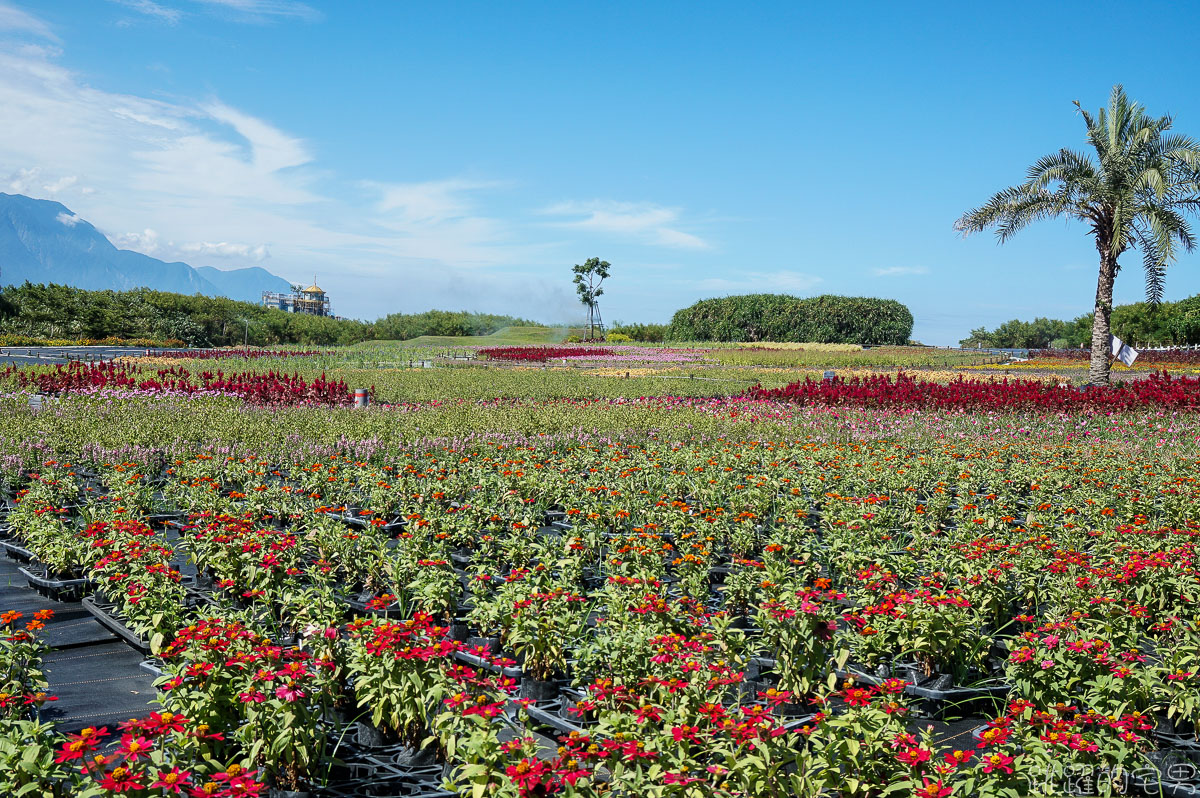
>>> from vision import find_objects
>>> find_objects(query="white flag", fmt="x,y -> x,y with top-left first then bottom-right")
1109,335 -> 1139,367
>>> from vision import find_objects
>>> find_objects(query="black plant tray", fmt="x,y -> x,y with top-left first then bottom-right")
1,538 -> 34,561
1129,749 -> 1200,798
139,659 -> 167,677
82,595 -> 151,653
838,667 -> 1009,717
315,778 -> 454,798
523,699 -> 585,736
18,564 -> 90,601
453,649 -> 522,679
1157,730 -> 1200,754
342,595 -> 403,618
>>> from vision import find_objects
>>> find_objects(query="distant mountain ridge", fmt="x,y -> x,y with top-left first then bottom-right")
0,193 -> 293,302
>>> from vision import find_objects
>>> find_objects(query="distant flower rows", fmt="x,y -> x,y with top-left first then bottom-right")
745,371 -> 1200,412
6,361 -> 355,406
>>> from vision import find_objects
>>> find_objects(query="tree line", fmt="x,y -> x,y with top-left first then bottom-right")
960,293 -> 1200,349
0,283 -> 536,346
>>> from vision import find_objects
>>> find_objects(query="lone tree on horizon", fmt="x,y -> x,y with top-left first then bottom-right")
573,257 -> 610,339
956,85 -> 1200,386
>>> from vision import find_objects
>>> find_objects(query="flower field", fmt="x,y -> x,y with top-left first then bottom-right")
2,347 -> 1200,797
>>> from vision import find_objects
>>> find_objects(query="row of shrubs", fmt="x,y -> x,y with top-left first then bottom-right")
665,294 -> 914,345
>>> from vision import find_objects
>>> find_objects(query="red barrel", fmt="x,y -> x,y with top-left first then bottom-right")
354,388 -> 369,408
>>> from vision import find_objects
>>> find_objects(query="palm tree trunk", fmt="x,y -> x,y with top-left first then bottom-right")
1088,249 -> 1118,386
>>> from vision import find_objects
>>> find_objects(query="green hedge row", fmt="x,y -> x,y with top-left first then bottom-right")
666,294 -> 914,344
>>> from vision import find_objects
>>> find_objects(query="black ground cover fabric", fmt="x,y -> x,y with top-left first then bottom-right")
40,642 -> 159,734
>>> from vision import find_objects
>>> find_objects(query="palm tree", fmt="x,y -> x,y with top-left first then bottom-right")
956,85 -> 1200,385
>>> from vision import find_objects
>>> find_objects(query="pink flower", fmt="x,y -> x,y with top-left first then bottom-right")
275,684 -> 305,702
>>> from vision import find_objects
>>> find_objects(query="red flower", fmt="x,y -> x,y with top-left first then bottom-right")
915,778 -> 952,798
982,752 -> 1015,774
117,734 -> 155,761
841,686 -> 875,706
97,765 -> 145,791
150,766 -> 191,794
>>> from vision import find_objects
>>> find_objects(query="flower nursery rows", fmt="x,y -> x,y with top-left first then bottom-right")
745,371 -> 1200,412
3,433 -> 1200,797
13,360 -> 1200,415
1031,349 -> 1200,365
4,361 -> 358,407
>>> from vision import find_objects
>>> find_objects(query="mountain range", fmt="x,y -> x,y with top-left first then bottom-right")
0,193 -> 293,303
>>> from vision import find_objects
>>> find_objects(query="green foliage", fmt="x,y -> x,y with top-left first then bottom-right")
959,317 -> 1089,349
606,322 -> 668,342
961,293 -> 1200,347
666,294 -> 913,345
0,283 -> 538,347
371,309 -> 536,340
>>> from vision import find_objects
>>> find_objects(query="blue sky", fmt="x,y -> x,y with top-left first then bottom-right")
3,1 -> 1200,343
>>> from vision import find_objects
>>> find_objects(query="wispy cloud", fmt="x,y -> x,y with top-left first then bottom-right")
0,2 -> 58,41
56,211 -> 80,227
365,178 -> 502,225
540,200 -> 709,250
695,270 -> 821,294
872,265 -> 928,277
191,0 -> 321,23
109,0 -> 183,24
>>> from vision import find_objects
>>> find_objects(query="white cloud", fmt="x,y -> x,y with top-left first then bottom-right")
42,174 -> 77,193
56,211 -> 80,226
0,2 -> 58,41
109,0 -> 183,24
872,266 -> 929,277
6,166 -> 39,193
113,229 -> 163,255
695,270 -> 822,294
202,101 -> 311,174
540,200 -> 709,250
179,241 -> 269,260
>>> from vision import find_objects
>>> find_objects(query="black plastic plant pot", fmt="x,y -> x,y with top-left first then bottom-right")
360,740 -> 439,770
1156,715 -> 1200,753
772,700 -> 814,718
1129,749 -> 1200,798
81,595 -> 151,653
268,790 -> 313,798
519,676 -> 560,702
465,636 -> 500,654
352,721 -> 391,750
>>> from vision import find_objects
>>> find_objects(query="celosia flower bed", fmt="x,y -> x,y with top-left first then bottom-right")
745,371 -> 1200,411
4,361 -> 355,406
